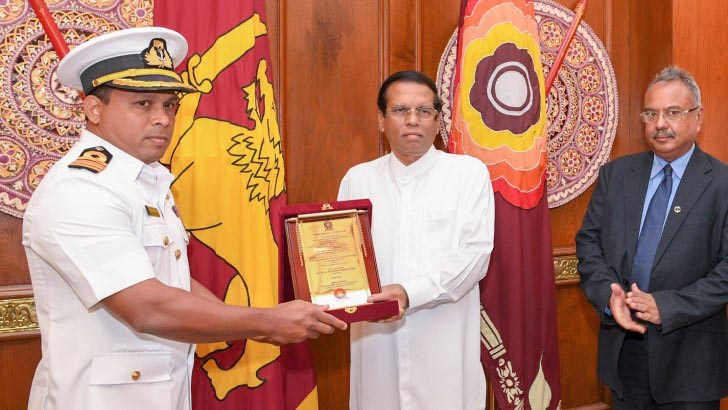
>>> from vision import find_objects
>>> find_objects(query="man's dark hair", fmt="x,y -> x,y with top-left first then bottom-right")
377,70 -> 442,113
89,85 -> 113,104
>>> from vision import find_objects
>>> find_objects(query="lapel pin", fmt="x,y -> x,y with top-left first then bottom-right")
673,206 -> 681,213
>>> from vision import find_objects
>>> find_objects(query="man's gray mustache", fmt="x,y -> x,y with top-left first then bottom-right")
652,131 -> 675,139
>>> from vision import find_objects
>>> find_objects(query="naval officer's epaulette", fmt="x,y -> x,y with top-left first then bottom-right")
68,146 -> 113,174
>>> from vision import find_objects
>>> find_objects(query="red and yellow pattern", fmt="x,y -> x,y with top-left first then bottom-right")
450,0 -> 547,209
446,1 -> 562,409
156,1 -> 318,408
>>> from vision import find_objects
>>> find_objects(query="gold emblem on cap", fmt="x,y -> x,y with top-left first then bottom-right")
344,307 -> 357,314
143,38 -> 173,69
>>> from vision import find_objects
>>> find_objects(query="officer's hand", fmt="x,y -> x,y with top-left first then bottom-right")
258,300 -> 347,345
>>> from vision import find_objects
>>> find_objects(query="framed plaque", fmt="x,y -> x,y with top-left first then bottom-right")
279,200 -> 399,323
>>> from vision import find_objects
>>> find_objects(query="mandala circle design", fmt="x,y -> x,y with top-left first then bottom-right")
536,0 -> 617,206
565,38 -> 587,66
120,0 -> 153,27
539,20 -> 563,49
436,0 -> 618,208
27,158 -> 55,190
582,95 -> 605,124
559,148 -> 583,178
578,63 -> 601,93
0,1 -> 152,217
544,54 -> 580,154
576,125 -> 599,154
0,0 -> 25,24
0,137 -> 26,179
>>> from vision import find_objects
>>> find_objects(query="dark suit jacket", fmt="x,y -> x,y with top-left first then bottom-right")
576,145 -> 728,402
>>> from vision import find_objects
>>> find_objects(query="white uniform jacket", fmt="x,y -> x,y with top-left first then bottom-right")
23,130 -> 194,410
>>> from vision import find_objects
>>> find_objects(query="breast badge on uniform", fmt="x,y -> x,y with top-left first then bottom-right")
145,205 -> 161,217
68,146 -> 113,173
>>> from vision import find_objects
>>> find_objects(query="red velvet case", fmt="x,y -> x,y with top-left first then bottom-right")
278,199 -> 399,323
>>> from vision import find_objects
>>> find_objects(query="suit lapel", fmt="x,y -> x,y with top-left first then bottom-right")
652,146 -> 713,268
625,153 -> 653,275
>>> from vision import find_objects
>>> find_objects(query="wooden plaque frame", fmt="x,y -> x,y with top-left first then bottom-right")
279,200 -> 399,323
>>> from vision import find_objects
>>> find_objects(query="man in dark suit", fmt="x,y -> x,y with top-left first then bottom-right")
576,66 -> 728,409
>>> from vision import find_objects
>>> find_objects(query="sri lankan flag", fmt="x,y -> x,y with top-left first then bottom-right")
156,1 -> 318,409
449,1 -> 561,408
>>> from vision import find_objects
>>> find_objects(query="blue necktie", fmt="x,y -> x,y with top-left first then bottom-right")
631,164 -> 673,292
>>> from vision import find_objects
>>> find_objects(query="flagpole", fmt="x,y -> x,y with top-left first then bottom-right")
544,0 -> 588,94
28,0 -> 70,59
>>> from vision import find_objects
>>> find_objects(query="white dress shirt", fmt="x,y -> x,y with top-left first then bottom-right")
23,130 -> 193,410
339,147 -> 495,410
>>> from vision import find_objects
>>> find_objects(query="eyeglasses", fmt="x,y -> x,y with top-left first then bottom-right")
385,106 -> 439,120
640,106 -> 700,123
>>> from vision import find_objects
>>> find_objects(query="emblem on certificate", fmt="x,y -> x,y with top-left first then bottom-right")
280,199 -> 399,323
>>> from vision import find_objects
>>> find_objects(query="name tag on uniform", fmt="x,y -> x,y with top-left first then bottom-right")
145,205 -> 161,217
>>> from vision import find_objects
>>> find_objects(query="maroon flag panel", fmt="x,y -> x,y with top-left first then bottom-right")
449,0 -> 562,408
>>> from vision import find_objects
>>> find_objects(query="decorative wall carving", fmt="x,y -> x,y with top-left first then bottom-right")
553,255 -> 579,281
0,297 -> 38,334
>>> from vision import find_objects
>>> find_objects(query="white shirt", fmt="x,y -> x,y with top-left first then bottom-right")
338,147 -> 495,410
23,130 -> 193,410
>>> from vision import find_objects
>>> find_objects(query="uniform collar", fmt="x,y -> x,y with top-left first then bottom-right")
388,146 -> 439,185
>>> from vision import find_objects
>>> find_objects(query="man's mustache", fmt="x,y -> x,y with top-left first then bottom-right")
652,130 -> 675,139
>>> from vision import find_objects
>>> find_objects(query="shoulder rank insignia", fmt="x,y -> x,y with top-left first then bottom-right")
68,146 -> 113,173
